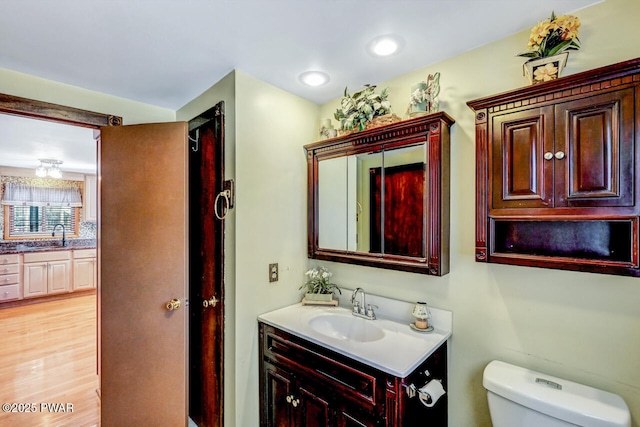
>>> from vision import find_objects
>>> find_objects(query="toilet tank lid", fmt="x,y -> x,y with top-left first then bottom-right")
483,361 -> 630,427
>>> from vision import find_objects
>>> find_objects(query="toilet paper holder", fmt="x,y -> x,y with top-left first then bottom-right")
405,379 -> 446,408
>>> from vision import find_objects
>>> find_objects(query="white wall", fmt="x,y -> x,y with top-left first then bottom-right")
316,0 -> 640,425
233,71 -> 319,426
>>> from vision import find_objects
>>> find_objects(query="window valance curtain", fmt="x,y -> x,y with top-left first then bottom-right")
1,183 -> 82,207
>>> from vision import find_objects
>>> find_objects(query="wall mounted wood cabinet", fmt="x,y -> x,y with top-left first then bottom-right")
468,58 -> 640,276
304,113 -> 454,275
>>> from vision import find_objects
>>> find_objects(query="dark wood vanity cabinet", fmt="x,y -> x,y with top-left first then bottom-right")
259,322 -> 447,427
468,58 -> 640,276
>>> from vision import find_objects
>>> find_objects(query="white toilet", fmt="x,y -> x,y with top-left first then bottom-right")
483,360 -> 631,427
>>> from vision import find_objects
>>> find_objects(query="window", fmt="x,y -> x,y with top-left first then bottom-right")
1,183 -> 82,240
5,205 -> 79,238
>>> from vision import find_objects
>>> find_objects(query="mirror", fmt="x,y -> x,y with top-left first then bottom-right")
306,113 -> 454,275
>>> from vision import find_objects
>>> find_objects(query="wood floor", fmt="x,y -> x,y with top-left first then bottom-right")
0,294 -> 99,426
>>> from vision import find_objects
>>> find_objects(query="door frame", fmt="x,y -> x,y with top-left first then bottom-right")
0,93 -> 227,426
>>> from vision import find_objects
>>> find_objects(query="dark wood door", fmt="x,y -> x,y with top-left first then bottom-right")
189,102 -> 226,427
100,122 -> 188,426
554,88 -> 635,207
490,106 -> 554,209
370,163 -> 426,257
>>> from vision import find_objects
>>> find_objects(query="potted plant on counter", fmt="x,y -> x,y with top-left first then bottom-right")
299,266 -> 341,304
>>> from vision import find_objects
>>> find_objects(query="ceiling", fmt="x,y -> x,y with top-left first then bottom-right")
0,0 -> 599,174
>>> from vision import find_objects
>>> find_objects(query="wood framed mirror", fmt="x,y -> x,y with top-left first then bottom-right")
305,113 -> 454,275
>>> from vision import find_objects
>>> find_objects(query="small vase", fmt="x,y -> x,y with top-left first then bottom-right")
523,52 -> 569,85
409,82 -> 428,117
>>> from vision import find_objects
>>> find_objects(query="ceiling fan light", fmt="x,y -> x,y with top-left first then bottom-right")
47,165 -> 62,179
35,163 -> 47,177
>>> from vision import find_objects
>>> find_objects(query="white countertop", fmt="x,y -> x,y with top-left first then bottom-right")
258,301 -> 452,378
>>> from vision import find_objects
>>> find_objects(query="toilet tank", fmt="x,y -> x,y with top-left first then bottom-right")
483,361 -> 630,427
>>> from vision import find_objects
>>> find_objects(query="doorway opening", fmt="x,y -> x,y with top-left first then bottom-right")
0,93 -> 226,425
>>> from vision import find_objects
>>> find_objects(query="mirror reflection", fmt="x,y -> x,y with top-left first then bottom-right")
317,143 -> 426,257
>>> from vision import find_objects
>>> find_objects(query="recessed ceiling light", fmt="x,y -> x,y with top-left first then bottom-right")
368,34 -> 405,57
299,71 -> 330,87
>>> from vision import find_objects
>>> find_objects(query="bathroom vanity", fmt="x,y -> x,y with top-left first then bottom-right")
258,302 -> 451,426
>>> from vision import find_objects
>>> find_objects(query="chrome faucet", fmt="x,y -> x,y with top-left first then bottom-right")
52,224 -> 67,247
351,287 -> 377,320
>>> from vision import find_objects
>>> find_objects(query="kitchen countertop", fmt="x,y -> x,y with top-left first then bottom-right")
0,239 -> 96,254
259,301 -> 452,378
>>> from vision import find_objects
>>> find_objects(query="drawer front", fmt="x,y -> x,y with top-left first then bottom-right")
0,254 -> 19,265
0,284 -> 20,302
0,264 -> 19,275
262,324 -> 380,409
0,274 -> 19,285
23,251 -> 71,263
73,249 -> 97,259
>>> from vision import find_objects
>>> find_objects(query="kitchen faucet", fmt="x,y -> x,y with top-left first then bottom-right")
351,287 -> 377,320
52,224 -> 67,247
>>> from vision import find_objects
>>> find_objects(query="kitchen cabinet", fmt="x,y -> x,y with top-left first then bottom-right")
259,322 -> 447,427
73,249 -> 97,290
23,251 -> 72,298
467,58 -> 640,276
84,174 -> 97,222
0,254 -> 21,302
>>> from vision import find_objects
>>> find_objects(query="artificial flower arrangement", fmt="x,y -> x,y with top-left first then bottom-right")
518,11 -> 581,59
299,266 -> 341,296
334,84 -> 394,132
518,12 -> 581,83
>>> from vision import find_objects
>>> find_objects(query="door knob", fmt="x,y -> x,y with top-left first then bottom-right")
165,298 -> 181,311
202,296 -> 219,308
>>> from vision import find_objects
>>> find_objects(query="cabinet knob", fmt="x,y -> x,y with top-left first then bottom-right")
544,152 -> 554,160
291,398 -> 300,408
286,395 -> 292,404
555,151 -> 565,160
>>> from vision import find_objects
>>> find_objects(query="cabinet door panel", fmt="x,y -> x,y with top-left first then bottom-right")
263,363 -> 294,427
555,88 -> 635,207
298,386 -> 331,427
48,260 -> 71,294
491,107 -> 554,209
335,409 -> 378,427
73,258 -> 96,290
23,263 -> 48,298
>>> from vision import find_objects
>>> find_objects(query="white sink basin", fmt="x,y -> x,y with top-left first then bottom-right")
309,313 -> 385,343
258,303 -> 452,377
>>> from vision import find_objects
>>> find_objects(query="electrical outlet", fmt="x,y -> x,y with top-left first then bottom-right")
269,263 -> 278,282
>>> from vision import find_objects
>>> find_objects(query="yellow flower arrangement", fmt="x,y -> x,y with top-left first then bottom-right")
518,11 -> 581,59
